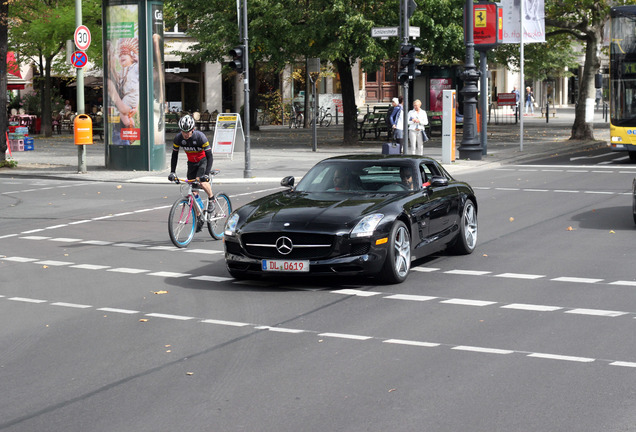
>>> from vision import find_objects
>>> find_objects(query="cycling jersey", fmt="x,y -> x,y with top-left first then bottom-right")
172,130 -> 211,163
170,130 -> 213,177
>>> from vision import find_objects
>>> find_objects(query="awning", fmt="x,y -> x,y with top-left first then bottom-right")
7,51 -> 27,89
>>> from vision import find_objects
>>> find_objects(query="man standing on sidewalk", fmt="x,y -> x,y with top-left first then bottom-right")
407,99 -> 428,156
389,97 -> 404,151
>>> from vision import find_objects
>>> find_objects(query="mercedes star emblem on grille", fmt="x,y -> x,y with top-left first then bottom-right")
275,236 -> 293,255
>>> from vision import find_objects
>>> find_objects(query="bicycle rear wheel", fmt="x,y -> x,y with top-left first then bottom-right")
322,113 -> 332,127
207,193 -> 232,240
168,198 -> 196,248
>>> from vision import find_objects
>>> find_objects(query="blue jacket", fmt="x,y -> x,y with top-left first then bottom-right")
389,105 -> 402,127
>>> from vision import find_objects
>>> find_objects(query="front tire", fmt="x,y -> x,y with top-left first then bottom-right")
380,221 -> 411,284
207,193 -> 232,240
449,198 -> 478,254
168,198 -> 196,248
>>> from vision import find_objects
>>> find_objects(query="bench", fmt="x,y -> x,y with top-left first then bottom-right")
357,113 -> 384,140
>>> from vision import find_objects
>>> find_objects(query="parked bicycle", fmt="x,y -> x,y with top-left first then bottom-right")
289,103 -> 304,128
310,106 -> 332,127
168,170 -> 232,248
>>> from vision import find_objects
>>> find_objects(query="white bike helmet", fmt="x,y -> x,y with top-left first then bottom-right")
178,115 -> 196,132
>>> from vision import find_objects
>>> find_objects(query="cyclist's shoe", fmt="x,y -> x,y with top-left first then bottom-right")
208,201 -> 215,214
196,217 -> 204,233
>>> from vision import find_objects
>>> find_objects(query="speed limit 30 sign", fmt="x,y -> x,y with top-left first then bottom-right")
74,25 -> 91,51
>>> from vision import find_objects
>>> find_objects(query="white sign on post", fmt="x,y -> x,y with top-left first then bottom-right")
371,27 -> 399,38
74,25 -> 91,51
212,113 -> 244,158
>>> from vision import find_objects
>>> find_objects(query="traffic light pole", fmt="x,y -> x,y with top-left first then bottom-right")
241,0 -> 252,178
401,0 -> 409,148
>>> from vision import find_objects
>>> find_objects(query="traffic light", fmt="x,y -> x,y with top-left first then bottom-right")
228,45 -> 245,74
398,44 -> 422,82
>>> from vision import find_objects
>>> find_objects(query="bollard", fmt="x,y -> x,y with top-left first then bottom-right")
546,103 -> 549,124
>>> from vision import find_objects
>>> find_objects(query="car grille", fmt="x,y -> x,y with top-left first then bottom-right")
241,232 -> 334,259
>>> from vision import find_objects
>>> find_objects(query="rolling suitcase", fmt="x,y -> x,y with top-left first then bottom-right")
382,142 -> 401,155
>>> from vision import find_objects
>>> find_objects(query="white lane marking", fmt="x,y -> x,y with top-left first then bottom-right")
9,297 -> 47,303
51,302 -> 92,309
0,234 -> 18,239
147,271 -> 191,278
113,243 -> 147,248
81,240 -> 114,245
112,212 -> 134,217
501,303 -> 562,312
523,188 -> 549,192
610,361 -> 636,368
452,346 -> 514,355
45,224 -> 68,230
584,191 -> 615,195
190,275 -> 233,282
527,353 -> 595,363
384,294 -> 437,302
71,264 -> 111,270
445,269 -> 492,276
383,339 -> 440,347
21,229 -> 46,234
145,313 -> 194,321
332,289 -> 381,297
570,152 -> 615,161
554,190 -> 580,193
92,215 -> 115,220
147,246 -> 180,251
495,273 -> 545,280
551,277 -> 603,284
200,319 -> 250,327
68,220 -> 91,225
318,333 -> 373,341
565,308 -> 628,317
495,187 -> 520,191
35,260 -> 73,266
2,256 -> 39,262
412,267 -> 440,272
610,281 -> 636,287
184,249 -> 223,255
50,238 -> 83,243
20,236 -> 51,240
107,268 -> 149,274
97,307 -> 139,314
254,326 -> 305,334
441,298 -> 497,306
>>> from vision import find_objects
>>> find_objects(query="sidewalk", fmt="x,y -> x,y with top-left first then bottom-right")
1,106 -> 610,183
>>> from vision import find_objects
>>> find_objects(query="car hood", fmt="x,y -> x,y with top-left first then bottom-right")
239,190 -> 399,232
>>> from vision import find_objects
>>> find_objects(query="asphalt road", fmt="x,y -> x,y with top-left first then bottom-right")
1,157 -> 636,431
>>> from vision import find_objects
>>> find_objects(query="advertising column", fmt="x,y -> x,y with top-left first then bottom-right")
104,0 -> 165,171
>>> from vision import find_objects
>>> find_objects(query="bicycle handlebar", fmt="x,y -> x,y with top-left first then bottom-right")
171,169 -> 220,185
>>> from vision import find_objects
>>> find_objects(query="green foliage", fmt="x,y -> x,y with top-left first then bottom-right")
0,158 -> 18,168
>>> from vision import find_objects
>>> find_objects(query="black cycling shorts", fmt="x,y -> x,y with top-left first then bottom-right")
187,158 -> 207,180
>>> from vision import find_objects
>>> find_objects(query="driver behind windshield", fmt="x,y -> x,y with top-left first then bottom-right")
400,166 -> 415,190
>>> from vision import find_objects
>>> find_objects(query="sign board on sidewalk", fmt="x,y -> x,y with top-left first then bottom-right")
74,25 -> 91,51
472,2 -> 501,50
497,93 -> 517,106
212,113 -> 244,158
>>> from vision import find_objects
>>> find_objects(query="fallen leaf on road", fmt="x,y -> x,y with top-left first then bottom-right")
153,290 -> 168,295
116,185 -> 122,189
509,217 -> 515,222
139,319 -> 148,322
567,226 -> 574,231
43,265 -> 48,269
610,230 -> 615,234
388,388 -> 397,393
186,372 -> 194,376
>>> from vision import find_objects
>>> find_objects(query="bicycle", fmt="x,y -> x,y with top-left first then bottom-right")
309,106 -> 332,127
289,103 -> 304,128
168,170 -> 232,248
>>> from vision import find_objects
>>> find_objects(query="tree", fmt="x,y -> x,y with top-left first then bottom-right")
545,0 -> 629,141
8,0 -> 102,137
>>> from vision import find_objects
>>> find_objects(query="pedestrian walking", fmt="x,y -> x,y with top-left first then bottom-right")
389,96 -> 404,151
407,99 -> 428,156
525,86 -> 535,115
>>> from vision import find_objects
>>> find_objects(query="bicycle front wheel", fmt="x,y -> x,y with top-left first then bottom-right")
207,193 -> 232,240
168,198 -> 196,248
322,113 -> 332,127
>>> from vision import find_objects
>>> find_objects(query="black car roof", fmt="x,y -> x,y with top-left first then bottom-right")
321,154 -> 437,164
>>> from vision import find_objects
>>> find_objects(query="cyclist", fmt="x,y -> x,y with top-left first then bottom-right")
168,114 -> 213,232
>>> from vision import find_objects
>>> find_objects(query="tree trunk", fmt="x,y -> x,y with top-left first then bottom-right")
41,57 -> 54,137
571,28 -> 603,141
335,59 -> 358,146
0,0 -> 8,161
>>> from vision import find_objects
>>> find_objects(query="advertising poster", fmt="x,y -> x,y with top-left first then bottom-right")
106,5 -> 141,146
501,0 -> 545,43
151,4 -> 165,146
430,78 -> 452,112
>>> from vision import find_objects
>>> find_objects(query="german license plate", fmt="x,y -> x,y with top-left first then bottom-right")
261,259 -> 309,272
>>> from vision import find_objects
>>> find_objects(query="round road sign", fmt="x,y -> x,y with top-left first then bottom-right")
74,25 -> 91,51
71,51 -> 88,68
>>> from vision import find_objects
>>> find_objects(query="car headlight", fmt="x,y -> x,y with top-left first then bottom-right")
224,213 -> 240,237
351,214 -> 384,238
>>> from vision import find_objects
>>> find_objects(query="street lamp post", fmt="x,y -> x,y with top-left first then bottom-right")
458,0 -> 483,160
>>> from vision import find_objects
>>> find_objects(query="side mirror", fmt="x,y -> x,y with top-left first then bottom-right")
281,176 -> 295,188
430,176 -> 448,187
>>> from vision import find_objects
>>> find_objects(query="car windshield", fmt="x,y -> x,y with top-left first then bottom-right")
295,161 -> 417,193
